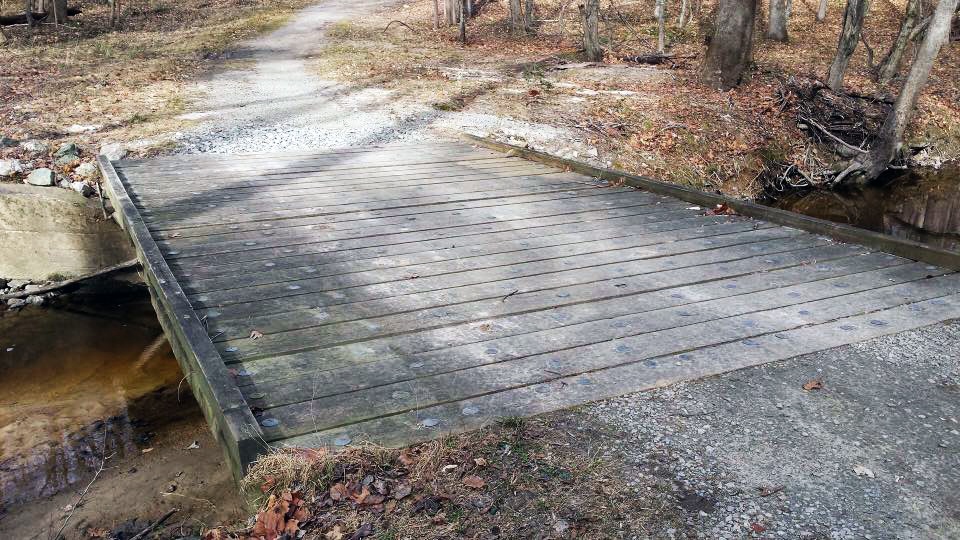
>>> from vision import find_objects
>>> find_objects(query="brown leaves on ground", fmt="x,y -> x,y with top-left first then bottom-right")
232,416 -> 667,539
249,330 -> 264,340
802,378 -> 824,391
248,491 -> 310,540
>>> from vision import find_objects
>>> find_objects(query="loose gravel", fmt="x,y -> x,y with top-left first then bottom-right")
581,320 -> 960,539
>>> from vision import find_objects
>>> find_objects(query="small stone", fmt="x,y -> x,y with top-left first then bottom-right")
70,181 -> 94,197
24,168 -> 56,186
0,159 -> 23,177
55,153 -> 81,167
99,142 -> 128,161
55,142 -> 79,158
20,139 -> 49,155
74,162 -> 100,180
6,298 -> 27,309
0,135 -> 18,147
25,295 -> 44,306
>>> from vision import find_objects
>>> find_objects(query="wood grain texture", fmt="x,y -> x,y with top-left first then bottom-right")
108,140 -> 958,475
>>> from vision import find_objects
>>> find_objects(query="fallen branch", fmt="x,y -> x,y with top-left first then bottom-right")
0,6 -> 81,26
800,115 -> 868,155
52,451 -> 114,540
129,508 -> 178,540
621,53 -> 696,64
1,259 -> 139,300
383,20 -> 417,33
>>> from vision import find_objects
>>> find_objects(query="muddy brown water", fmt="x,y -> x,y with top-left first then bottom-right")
0,283 -> 198,514
768,166 -> 960,252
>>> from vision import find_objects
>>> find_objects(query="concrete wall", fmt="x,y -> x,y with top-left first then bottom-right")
0,184 -> 135,280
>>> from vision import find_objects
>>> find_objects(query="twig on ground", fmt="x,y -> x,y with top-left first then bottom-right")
800,116 -> 868,154
383,20 -> 416,33
51,452 -> 115,540
1,259 -> 139,300
129,508 -> 178,540
501,289 -> 520,302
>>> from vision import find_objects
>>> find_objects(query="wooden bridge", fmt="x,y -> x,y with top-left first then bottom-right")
99,137 -> 960,480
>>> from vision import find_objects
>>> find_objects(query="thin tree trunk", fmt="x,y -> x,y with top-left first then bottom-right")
826,0 -> 870,91
855,0 -> 958,181
524,0 -> 536,31
581,0 -> 602,61
767,0 -> 791,40
679,0 -> 689,27
432,0 -> 440,28
656,0 -> 667,51
817,0 -> 828,21
459,0 -> 467,42
701,0 -> 758,89
445,0 -> 458,25
509,0 -> 523,34
24,0 -> 34,26
876,0 -> 921,83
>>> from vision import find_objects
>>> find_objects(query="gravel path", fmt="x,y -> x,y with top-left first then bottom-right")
582,321 -> 960,539
172,0 -> 589,156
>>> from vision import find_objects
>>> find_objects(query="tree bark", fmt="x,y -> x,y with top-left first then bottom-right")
816,0 -> 828,21
656,0 -> 667,52
854,0 -> 958,181
509,0 -> 523,33
826,0 -> 870,91
459,0 -> 467,42
445,0 -> 458,25
524,0 -> 536,32
701,0 -> 758,89
581,0 -> 602,61
679,0 -> 689,27
767,0 -> 791,40
876,0 -> 922,83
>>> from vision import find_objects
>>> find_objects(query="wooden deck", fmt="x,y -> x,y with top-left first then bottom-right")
100,140 -> 960,480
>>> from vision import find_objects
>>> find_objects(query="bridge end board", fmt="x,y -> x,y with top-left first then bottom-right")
461,133 -> 960,271
97,155 -> 267,484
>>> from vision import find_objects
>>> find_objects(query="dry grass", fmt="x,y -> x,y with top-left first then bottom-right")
225,414 -> 684,539
309,0 -> 960,197
0,0 -> 315,153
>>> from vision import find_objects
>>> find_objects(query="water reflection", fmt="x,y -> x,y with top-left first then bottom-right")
0,285 -> 187,510
770,167 -> 960,252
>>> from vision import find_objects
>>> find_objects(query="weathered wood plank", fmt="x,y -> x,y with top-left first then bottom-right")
97,156 -> 265,483
232,250 -> 904,378
153,187 -> 642,249
183,217 -> 757,292
278,292 -> 960,449
210,234 -> 828,358
239,260 -> 933,410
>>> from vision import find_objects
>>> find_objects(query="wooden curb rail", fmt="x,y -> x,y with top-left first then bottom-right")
461,133 -> 960,271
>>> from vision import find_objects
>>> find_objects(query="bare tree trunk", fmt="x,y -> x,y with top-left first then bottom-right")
581,0 -> 602,61
445,0 -> 458,25
826,0 -> 869,90
767,0 -> 791,40
679,0 -> 689,27
432,0 -> 440,28
509,0 -> 523,33
524,0 -> 536,31
876,0 -> 922,83
24,0 -> 35,26
459,0 -> 467,42
702,0 -> 758,89
656,0 -> 667,51
817,0 -> 828,21
851,0 -> 958,181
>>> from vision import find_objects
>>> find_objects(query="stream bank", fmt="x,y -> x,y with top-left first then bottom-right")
0,281 -> 244,539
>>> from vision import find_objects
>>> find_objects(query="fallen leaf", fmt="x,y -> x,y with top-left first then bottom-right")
141,447 -> 154,453
398,450 -> 415,466
462,475 -> 486,489
853,465 -> 875,478
392,483 -> 412,500
185,440 -> 200,450
325,525 -> 344,540
802,379 -> 823,391
86,527 -> 110,538
384,499 -> 397,513
250,330 -> 264,340
329,483 -> 349,501
750,522 -> 767,533
474,457 -> 488,467
349,523 -> 374,540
